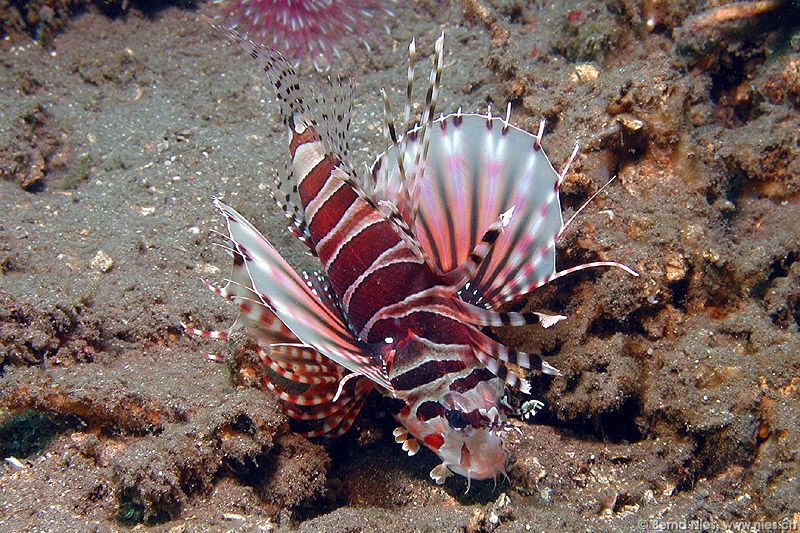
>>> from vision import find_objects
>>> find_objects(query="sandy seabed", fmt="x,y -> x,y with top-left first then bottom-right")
0,1 -> 799,531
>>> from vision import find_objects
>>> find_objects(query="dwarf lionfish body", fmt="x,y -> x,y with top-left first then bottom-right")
186,27 -> 636,486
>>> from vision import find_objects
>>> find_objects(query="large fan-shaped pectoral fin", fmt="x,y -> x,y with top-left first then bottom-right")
371,114 -> 565,309
439,205 -> 514,290
259,345 -> 375,438
214,199 -> 394,393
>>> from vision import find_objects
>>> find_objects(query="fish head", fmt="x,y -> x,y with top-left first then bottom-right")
391,376 -> 510,486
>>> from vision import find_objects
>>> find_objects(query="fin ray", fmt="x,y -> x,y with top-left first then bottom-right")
215,199 -> 394,393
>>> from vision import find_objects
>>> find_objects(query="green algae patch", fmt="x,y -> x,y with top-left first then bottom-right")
0,410 -> 76,459
61,154 -> 92,190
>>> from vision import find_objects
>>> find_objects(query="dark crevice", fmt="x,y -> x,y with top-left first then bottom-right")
675,430 -> 755,493
224,450 -> 272,488
705,169 -> 746,216
612,491 -> 638,513
708,51 -> 746,102
750,250 -> 798,299
95,1 -> 197,20
115,486 -> 177,526
704,42 -> 772,124
115,488 -> 148,526
587,306 -> 650,339
724,172 -> 746,207
669,274 -> 691,310
541,338 -> 563,358
534,396 -> 645,444
767,251 -> 797,281
112,329 -> 136,344
0,410 -> 80,459
231,413 -> 256,435
504,4 -> 527,25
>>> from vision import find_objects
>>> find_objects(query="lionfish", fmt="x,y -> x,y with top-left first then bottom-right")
184,27 -> 637,486
217,0 -> 394,71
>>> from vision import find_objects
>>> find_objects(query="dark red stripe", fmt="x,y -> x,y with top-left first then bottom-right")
298,155 -> 335,207
370,312 -> 471,347
416,400 -> 445,421
348,262 -> 438,338
316,202 -> 373,264
392,359 -> 466,391
308,185 -> 358,244
327,222 -> 400,300
450,367 -> 495,393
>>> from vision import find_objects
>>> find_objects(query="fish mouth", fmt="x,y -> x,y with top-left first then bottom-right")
451,429 -> 508,483
457,462 -> 507,482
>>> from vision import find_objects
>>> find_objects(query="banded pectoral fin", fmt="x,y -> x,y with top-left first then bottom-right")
368,286 -> 560,393
468,327 -> 560,395
214,199 -> 394,394
261,344 -> 375,438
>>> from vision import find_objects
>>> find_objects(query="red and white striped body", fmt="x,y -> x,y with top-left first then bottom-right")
186,27 -> 638,488
288,118 -> 510,482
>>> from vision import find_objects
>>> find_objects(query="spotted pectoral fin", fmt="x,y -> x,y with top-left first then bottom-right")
214,24 -> 321,251
215,199 -> 394,393
215,23 -> 309,130
301,269 -> 342,317
429,463 -> 453,485
392,427 -> 420,456
314,76 -> 356,178
271,157 -> 315,253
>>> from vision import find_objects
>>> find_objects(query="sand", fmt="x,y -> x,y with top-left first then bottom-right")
1,1 -> 798,530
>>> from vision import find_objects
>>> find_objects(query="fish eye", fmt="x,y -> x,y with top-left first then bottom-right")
445,408 -> 468,430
